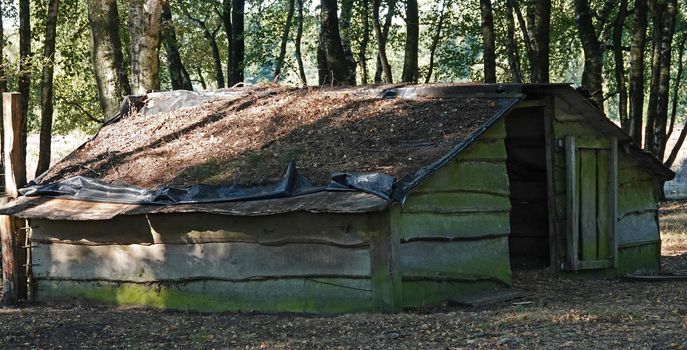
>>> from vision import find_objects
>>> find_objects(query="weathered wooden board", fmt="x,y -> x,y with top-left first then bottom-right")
395,211 -> 510,240
413,161 -> 509,193
449,288 -> 529,307
32,242 -> 371,282
597,150 -> 609,259
31,211 -> 379,246
401,280 -> 505,308
618,180 -> 657,216
400,238 -> 511,282
617,241 -> 660,275
36,278 -> 373,313
458,138 -> 508,161
402,192 -> 510,212
617,211 -> 659,245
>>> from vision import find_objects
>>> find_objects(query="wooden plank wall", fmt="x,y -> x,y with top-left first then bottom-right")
551,97 -> 661,273
30,211 -> 385,313
396,118 -> 512,307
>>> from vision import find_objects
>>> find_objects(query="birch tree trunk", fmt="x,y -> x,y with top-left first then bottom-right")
505,0 -> 522,82
652,0 -> 677,158
128,0 -> 163,95
628,0 -> 648,142
294,0 -> 307,85
645,0 -> 663,151
373,0 -> 393,83
36,0 -> 61,176
613,0 -> 628,133
274,0 -> 295,80
88,0 -> 130,119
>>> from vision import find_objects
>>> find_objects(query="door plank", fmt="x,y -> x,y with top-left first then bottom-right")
564,136 -> 579,269
596,150 -> 609,259
579,149 -> 598,261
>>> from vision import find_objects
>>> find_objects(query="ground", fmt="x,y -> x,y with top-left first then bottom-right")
1,203 -> 686,349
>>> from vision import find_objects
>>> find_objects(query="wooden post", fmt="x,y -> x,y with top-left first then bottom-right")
370,208 -> 402,313
3,93 -> 25,196
1,92 -> 27,305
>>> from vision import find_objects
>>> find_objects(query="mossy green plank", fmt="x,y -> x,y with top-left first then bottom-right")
414,161 -> 509,193
619,165 -> 654,185
396,212 -> 510,239
401,280 -> 506,308
617,242 -> 660,275
400,238 -> 511,283
618,180 -> 657,215
617,211 -> 659,245
456,138 -> 507,161
37,278 -> 373,313
481,118 -> 507,139
402,192 -> 511,212
553,120 -> 599,138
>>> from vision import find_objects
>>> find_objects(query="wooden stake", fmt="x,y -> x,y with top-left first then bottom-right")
1,92 -> 26,305
3,92 -> 26,197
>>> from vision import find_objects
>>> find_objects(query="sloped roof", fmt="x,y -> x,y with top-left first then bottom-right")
1,83 -> 674,220
38,85 -> 520,188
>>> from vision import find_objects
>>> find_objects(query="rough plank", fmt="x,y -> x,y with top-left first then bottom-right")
617,211 -> 659,245
617,242 -> 660,275
402,192 -> 511,212
401,280 -> 505,308
36,278 -> 373,313
0,215 -> 18,305
618,180 -> 657,216
413,161 -> 509,193
3,92 -> 26,197
32,242 -> 371,282
457,137 -> 507,161
596,150 -> 609,259
579,149 -> 597,261
370,206 -> 401,313
31,211 -> 377,246
399,238 -> 511,283
395,211 -> 510,240
449,288 -> 529,307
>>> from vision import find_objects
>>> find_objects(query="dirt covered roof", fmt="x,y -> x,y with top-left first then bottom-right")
39,85 -> 518,188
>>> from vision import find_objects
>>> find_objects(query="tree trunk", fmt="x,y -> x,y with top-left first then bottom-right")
161,2 -> 193,90
19,0 -> 30,168
320,0 -> 353,85
533,0 -> 551,82
0,0 -> 6,162
229,0 -> 245,85
645,0 -> 664,151
613,0 -> 629,132
401,0 -> 419,82
628,0 -> 648,143
425,0 -> 449,83
194,65 -> 207,90
87,0 -> 131,119
505,0 -> 522,82
221,0 -> 232,83
373,0 -> 393,83
480,0 -> 496,83
573,0 -> 604,110
374,0 -> 395,83
128,0 -> 163,95
274,0 -> 295,80
317,23 -> 329,85
359,0 -> 370,84
183,9 -> 224,88
652,0 -> 677,158
340,0 -> 357,84
667,35 -> 686,141
294,0 -> 307,85
36,0 -> 60,177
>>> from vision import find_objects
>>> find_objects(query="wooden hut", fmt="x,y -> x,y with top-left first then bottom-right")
0,84 -> 674,312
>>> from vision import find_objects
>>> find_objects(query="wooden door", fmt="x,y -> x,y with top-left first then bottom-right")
564,136 -> 618,270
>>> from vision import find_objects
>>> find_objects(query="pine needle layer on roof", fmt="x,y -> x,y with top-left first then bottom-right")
40,86 -> 510,188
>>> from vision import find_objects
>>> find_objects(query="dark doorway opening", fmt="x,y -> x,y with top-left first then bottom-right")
505,106 -> 550,269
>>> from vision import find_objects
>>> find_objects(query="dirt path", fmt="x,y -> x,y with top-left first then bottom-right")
0,205 -> 686,349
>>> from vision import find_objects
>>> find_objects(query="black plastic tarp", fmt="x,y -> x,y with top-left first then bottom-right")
20,161 -> 395,205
